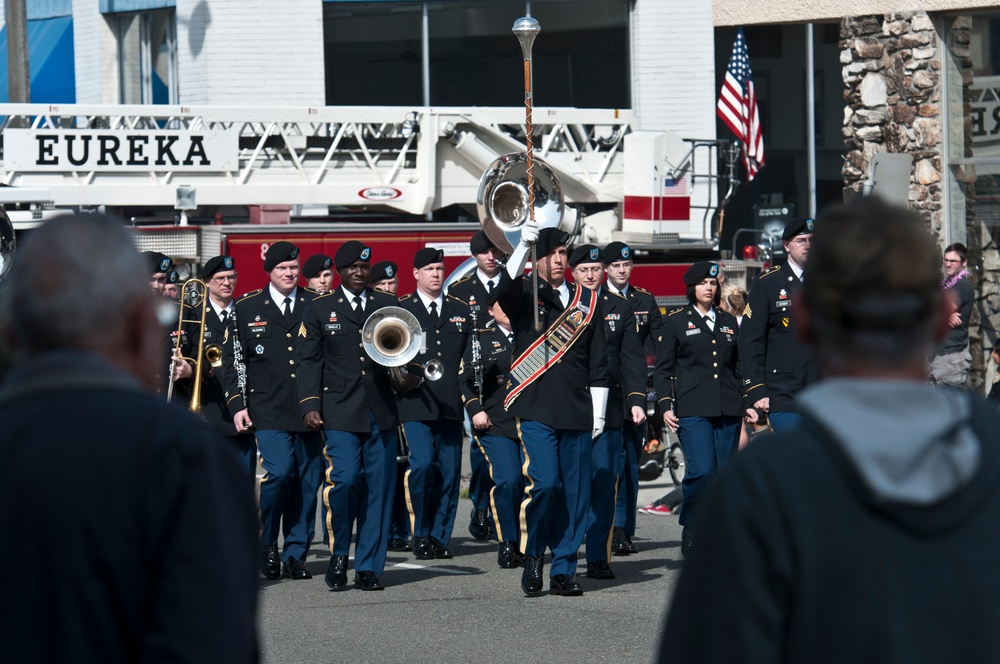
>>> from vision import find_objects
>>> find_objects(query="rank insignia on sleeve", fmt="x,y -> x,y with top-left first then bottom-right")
299,323 -> 307,337
744,304 -> 752,318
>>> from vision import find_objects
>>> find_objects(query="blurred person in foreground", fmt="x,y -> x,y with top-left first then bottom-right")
659,197 -> 1000,663
0,214 -> 258,662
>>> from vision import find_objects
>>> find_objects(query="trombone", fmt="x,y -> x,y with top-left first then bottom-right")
167,278 -> 221,412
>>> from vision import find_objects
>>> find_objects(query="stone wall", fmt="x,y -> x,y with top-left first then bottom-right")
841,12 -> 944,234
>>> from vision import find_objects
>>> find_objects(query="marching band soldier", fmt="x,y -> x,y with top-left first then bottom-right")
603,241 -> 663,554
297,241 -> 400,591
655,261 -> 743,557
368,261 -> 412,552
496,226 -> 609,597
397,248 -> 470,560
459,292 -> 525,568
143,251 -> 173,297
370,260 -> 400,295
142,251 -> 188,395
221,241 -> 324,581
183,255 -> 258,478
738,217 -> 819,431
447,230 -> 504,541
568,245 -> 647,581
302,254 -> 334,294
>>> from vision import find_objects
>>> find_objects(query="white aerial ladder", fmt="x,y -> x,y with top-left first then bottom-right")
0,103 -> 738,253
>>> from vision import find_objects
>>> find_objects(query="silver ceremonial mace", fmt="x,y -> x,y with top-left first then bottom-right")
513,16 -> 542,331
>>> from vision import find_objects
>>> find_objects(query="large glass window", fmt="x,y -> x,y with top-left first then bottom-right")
324,0 -> 629,107
117,9 -> 177,104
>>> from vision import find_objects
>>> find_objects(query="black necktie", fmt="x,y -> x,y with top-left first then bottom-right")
353,296 -> 363,315
508,332 -> 515,345
220,310 -> 229,326
429,301 -> 439,325
282,297 -> 292,320
487,280 -> 495,293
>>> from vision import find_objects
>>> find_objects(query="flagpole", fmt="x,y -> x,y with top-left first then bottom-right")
806,23 -> 817,218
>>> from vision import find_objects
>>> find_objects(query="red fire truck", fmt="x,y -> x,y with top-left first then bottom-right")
0,103 -> 754,300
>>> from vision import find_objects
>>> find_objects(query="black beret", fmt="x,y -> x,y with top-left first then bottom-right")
470,230 -> 496,255
167,269 -> 179,284
683,261 -> 720,286
602,241 -> 632,265
414,247 -> 445,269
143,251 -> 173,274
302,254 -> 334,278
369,261 -> 398,283
569,244 -> 604,268
200,255 -> 235,280
263,241 -> 300,272
334,241 -> 371,270
536,228 -> 570,258
782,217 -> 815,241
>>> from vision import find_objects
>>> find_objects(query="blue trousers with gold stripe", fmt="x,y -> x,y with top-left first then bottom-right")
586,426 -> 623,563
614,421 -> 644,536
255,429 -> 324,563
403,420 -> 463,546
323,411 -> 397,575
474,433 -> 524,544
517,420 -> 591,578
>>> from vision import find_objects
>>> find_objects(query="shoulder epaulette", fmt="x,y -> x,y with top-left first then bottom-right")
633,286 -> 653,295
667,306 -> 685,316
445,294 -> 467,304
604,289 -> 628,301
757,265 -> 782,279
450,274 -> 473,287
313,291 -> 334,301
237,289 -> 262,302
398,293 -> 413,302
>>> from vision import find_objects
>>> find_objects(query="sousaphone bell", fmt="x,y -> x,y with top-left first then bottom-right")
476,152 -> 564,255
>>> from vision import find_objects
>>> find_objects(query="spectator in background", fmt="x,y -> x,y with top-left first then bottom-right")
928,242 -> 973,387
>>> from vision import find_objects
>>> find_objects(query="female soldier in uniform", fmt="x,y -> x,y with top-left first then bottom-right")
654,261 -> 742,557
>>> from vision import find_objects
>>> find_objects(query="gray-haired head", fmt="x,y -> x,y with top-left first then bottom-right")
2,214 -> 152,357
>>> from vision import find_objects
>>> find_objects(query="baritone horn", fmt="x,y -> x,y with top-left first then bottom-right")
362,306 -> 444,389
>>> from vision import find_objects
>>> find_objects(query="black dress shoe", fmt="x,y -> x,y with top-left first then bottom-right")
412,535 -> 434,560
611,527 -> 631,557
354,571 -> 385,591
497,542 -> 523,569
260,543 -> 281,579
430,537 -> 453,559
626,534 -> 638,554
387,537 -> 412,552
585,560 -> 616,580
681,527 -> 694,559
469,508 -> 489,541
549,574 -> 584,596
521,554 -> 544,597
282,558 -> 312,580
325,554 -> 349,590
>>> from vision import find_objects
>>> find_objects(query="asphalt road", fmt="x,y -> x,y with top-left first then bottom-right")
257,476 -> 683,664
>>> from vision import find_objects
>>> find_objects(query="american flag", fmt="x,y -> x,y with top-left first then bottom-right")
717,28 -> 764,183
